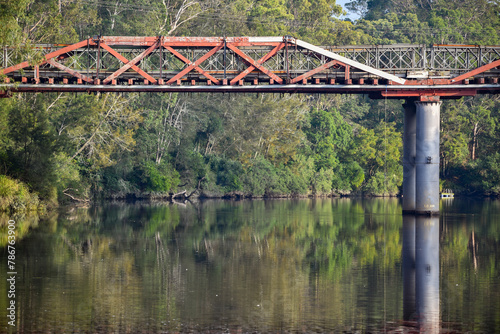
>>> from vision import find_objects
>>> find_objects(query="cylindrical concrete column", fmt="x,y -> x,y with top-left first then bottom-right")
415,216 -> 440,333
415,101 -> 441,214
402,215 -> 416,321
403,102 -> 417,214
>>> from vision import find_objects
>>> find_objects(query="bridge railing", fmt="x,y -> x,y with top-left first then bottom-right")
324,44 -> 500,72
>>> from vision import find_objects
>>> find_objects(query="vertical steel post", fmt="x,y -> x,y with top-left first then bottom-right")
223,36 -> 227,80
285,36 -> 290,84
430,46 -> 435,71
403,101 -> 417,213
159,36 -> 163,81
415,100 -> 441,214
422,45 -> 427,70
86,38 -> 90,78
415,216 -> 440,333
34,65 -> 39,84
96,36 -> 101,81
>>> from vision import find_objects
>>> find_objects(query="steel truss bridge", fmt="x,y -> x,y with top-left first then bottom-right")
2,36 -> 500,214
1,36 -> 500,100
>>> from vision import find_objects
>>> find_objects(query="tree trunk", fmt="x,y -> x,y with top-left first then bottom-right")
471,122 -> 479,160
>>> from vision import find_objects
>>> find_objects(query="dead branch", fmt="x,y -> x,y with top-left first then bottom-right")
63,188 -> 90,203
172,190 -> 187,199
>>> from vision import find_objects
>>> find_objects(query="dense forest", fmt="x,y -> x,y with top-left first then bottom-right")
1,0 -> 500,209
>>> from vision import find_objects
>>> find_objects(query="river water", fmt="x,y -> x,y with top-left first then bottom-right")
1,198 -> 499,333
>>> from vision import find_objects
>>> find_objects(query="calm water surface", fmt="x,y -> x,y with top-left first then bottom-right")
1,198 -> 499,333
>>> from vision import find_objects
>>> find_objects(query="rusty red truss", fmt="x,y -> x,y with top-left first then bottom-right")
1,36 -> 500,98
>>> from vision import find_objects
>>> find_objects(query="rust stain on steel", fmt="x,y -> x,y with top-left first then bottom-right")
166,45 -> 222,85
382,89 -> 478,97
164,46 -> 220,85
419,95 -> 441,102
101,36 -> 251,46
46,59 -> 93,83
160,41 -> 280,47
2,84 -> 499,97
101,36 -> 157,46
164,37 -> 248,43
449,59 -> 500,84
227,44 -> 283,84
345,65 -> 350,81
230,42 -> 285,85
103,42 -> 159,84
100,42 -> 156,83
405,78 -> 452,85
290,60 -> 340,84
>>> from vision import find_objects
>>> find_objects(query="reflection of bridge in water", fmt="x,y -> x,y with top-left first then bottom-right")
2,36 -> 500,214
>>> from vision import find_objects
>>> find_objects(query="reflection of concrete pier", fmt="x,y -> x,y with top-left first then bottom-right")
402,216 -> 416,320
403,216 -> 440,333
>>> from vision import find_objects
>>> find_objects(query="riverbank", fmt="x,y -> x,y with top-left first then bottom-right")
103,188 -> 356,202
1,174 -> 498,215
0,176 -> 45,214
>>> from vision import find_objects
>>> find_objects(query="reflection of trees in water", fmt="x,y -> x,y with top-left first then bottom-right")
6,204 -> 182,332
4,199 -> 404,331
439,201 -> 500,332
0,212 -> 45,248
4,199 -> 500,332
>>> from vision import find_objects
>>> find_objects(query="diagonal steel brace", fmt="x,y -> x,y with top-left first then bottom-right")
100,42 -> 157,84
165,45 -> 222,85
46,59 -> 93,83
290,60 -> 342,84
164,46 -> 220,85
227,44 -> 283,84
103,41 -> 159,84
230,43 -> 285,85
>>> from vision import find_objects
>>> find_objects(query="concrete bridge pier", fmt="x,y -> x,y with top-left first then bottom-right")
403,102 -> 417,214
403,98 -> 441,215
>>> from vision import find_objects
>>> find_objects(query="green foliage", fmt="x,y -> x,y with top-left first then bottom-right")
305,108 -> 352,171
136,161 -> 180,193
286,154 -> 315,195
207,156 -> 244,193
0,175 -> 42,212
0,0 -> 31,46
1,0 -> 500,202
363,169 -> 402,196
478,153 -> 500,195
350,0 -> 500,44
347,121 -> 402,195
311,167 -> 334,195
439,96 -> 500,194
4,95 -> 58,201
241,157 -> 287,197
18,0 -> 99,44
332,161 -> 365,194
355,12 -> 428,44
